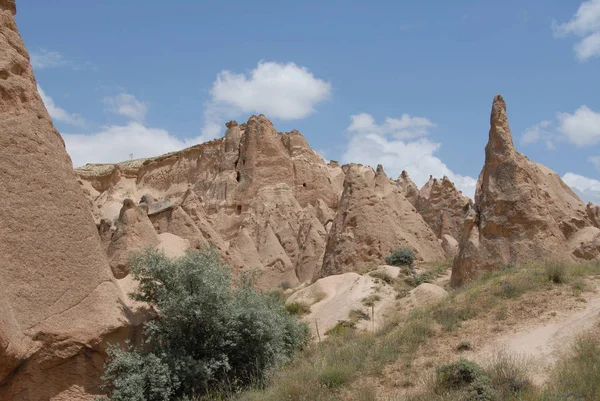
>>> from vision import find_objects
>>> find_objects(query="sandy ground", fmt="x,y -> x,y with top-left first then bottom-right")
375,275 -> 600,399
471,284 -> 600,384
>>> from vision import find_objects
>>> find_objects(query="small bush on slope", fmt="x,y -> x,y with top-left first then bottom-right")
385,248 -> 415,267
101,248 -> 309,401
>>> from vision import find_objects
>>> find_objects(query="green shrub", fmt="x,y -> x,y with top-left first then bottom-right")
285,301 -> 311,315
101,248 -> 309,400
385,248 -> 415,267
436,359 -> 494,400
101,343 -> 174,401
436,359 -> 488,391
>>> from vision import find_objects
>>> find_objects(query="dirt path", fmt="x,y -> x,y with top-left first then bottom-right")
471,287 -> 600,384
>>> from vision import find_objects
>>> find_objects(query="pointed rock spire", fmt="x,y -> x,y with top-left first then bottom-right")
487,94 -> 514,156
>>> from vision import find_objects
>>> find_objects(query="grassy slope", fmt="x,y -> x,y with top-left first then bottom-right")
201,261 -> 600,401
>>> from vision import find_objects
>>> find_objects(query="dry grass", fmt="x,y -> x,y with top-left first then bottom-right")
200,261 -> 600,401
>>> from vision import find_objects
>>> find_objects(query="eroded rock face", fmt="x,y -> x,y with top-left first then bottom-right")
0,3 -> 131,399
417,176 -> 472,257
321,164 -> 444,276
396,170 -> 420,206
108,199 -> 161,278
76,115 -> 342,286
451,95 -> 599,286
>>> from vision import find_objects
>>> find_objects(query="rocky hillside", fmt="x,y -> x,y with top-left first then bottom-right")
76,117 -> 467,288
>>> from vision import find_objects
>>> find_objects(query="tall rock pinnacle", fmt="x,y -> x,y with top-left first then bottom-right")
451,94 -> 600,286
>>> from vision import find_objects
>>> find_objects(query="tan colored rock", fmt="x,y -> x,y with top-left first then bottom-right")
396,170 -> 420,206
417,175 -> 472,242
452,95 -> 598,286
321,164 -> 444,276
0,3 -> 131,399
107,199 -> 160,278
285,272 -> 398,336
587,202 -> 600,228
75,116 -> 342,287
157,232 -> 190,258
409,283 -> 449,306
296,217 -> 327,283
441,234 -> 459,257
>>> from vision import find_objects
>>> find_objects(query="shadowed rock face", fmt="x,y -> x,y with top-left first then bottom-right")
451,95 -> 600,287
0,2 -> 131,400
321,164 -> 444,276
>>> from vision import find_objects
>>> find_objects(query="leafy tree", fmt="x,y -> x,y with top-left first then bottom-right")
101,248 -> 309,400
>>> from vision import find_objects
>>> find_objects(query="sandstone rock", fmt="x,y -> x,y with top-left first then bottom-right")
441,234 -> 459,257
587,202 -> 600,228
321,164 -> 445,276
417,175 -> 472,242
0,3 -> 131,399
451,95 -> 598,286
107,199 -> 160,278
396,170 -> 420,206
76,117 -> 342,288
409,283 -> 449,306
285,272 -> 398,336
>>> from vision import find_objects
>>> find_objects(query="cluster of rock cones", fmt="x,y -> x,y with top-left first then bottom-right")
2,1 -> 600,399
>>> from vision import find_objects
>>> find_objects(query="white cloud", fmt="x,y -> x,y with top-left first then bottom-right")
63,123 -> 203,167
522,105 -> 600,148
61,60 -> 331,166
552,0 -> 600,61
348,113 -> 435,139
557,106 -> 600,146
37,85 -> 85,127
521,120 -> 555,149
200,61 -> 331,140
104,93 -> 148,121
342,114 -> 477,199
563,172 -> 600,204
211,61 -> 331,119
30,49 -> 70,70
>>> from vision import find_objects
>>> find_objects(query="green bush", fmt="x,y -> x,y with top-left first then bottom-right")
436,359 -> 494,400
437,359 -> 487,390
101,248 -> 309,400
385,248 -> 415,267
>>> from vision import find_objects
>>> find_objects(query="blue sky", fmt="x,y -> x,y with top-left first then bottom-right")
15,0 -> 600,202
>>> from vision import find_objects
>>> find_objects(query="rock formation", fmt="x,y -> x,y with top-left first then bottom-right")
320,164 -> 444,276
451,95 -> 600,286
0,2 -> 133,399
416,175 -> 472,257
77,115 -> 343,286
396,170 -> 420,206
